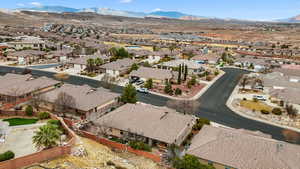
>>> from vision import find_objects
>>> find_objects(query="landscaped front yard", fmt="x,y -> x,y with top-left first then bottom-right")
3,118 -> 38,126
240,100 -> 273,112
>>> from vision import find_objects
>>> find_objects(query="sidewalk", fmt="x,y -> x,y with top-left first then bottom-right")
226,85 -> 300,133
149,70 -> 225,101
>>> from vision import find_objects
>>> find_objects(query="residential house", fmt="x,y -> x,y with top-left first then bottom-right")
234,56 -> 269,72
191,53 -> 219,65
158,59 -> 204,74
130,67 -> 177,84
41,84 -> 120,116
7,50 -> 46,65
8,36 -> 46,50
142,55 -> 161,64
100,58 -> 135,77
259,72 -> 300,90
95,103 -> 196,147
187,125 -> 300,169
0,73 -> 60,102
269,88 -> 300,108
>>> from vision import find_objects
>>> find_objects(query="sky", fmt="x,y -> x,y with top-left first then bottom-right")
2,0 -> 300,21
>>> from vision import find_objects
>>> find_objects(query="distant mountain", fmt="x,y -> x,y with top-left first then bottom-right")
17,5 -> 209,20
18,6 -> 79,13
276,15 -> 300,23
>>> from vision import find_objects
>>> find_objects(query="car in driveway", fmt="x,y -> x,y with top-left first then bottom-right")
137,88 -> 149,94
253,95 -> 267,101
135,80 -> 144,86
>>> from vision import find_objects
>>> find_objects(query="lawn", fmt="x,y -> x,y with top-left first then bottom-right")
240,100 -> 273,112
2,118 -> 38,126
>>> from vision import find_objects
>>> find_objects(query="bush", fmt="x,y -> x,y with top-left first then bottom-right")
47,119 -> 61,126
261,109 -> 270,115
175,88 -> 182,96
272,108 -> 282,115
38,112 -> 50,120
25,105 -> 34,116
0,151 -> 15,162
193,118 -> 210,131
243,98 -> 247,101
129,141 -> 151,152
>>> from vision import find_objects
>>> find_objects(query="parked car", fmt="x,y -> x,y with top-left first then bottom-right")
253,95 -> 266,101
135,80 -> 144,86
137,88 -> 149,94
129,76 -> 140,84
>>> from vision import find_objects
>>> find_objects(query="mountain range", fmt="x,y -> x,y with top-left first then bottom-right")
17,5 -> 208,20
14,5 -> 300,23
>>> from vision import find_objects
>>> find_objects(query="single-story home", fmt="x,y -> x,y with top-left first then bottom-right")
269,88 -> 300,107
259,72 -> 300,90
41,84 -> 121,116
191,53 -> 220,65
100,58 -> 135,77
95,103 -> 196,146
130,67 -> 177,84
158,59 -> 204,74
187,125 -> 300,169
0,73 -> 60,102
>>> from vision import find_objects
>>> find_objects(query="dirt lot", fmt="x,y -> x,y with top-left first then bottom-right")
34,137 -> 166,169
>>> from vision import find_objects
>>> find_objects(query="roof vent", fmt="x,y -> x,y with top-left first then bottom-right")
160,112 -> 169,120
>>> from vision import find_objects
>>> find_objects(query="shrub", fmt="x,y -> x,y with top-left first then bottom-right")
253,98 -> 258,102
214,71 -> 220,76
38,112 -> 50,120
261,109 -> 270,115
129,141 -> 151,152
25,105 -> 34,116
175,88 -> 182,96
193,118 -> 210,131
47,119 -> 61,126
0,151 -> 15,162
243,98 -> 247,101
272,108 -> 282,115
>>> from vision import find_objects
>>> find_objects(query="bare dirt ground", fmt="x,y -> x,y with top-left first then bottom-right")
30,137 -> 166,169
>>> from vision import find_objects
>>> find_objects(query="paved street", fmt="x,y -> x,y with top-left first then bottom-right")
0,66 -> 298,144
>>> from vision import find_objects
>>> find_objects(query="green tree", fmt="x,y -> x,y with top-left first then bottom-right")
32,124 -> 62,150
25,105 -> 34,116
184,65 -> 188,81
144,79 -> 153,89
121,84 -> 137,103
169,44 -> 177,53
173,154 -> 215,169
177,64 -> 182,84
164,81 -> 173,95
130,63 -> 139,72
95,58 -> 103,66
175,88 -> 182,96
86,58 -> 95,72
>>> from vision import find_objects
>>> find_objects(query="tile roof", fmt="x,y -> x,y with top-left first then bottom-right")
42,84 -> 120,112
130,67 -> 174,80
161,59 -> 203,69
95,103 -> 195,145
100,58 -> 134,71
269,88 -> 300,105
0,73 -> 60,97
187,125 -> 300,169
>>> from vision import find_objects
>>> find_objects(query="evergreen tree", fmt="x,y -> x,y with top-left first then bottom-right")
121,84 -> 137,103
184,65 -> 188,81
177,64 -> 182,84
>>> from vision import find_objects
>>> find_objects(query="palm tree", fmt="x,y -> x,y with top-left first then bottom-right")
33,124 -> 62,150
94,58 -> 103,66
86,58 -> 95,72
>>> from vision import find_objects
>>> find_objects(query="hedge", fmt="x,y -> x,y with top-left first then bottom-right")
38,112 -> 50,120
0,151 -> 15,162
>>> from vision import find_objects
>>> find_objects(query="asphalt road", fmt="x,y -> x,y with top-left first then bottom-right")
0,66 -> 298,144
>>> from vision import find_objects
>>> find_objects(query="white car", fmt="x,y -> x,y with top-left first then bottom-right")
137,88 -> 149,94
253,95 -> 266,101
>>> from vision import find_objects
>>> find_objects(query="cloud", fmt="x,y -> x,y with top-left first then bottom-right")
17,3 -> 25,7
30,2 -> 43,7
153,8 -> 162,12
120,0 -> 133,3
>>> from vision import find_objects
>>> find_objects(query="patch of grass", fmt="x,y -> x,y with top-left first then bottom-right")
240,100 -> 273,112
3,118 -> 38,126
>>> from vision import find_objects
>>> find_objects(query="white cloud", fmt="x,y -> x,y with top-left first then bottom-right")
30,2 -> 43,7
17,3 -> 25,7
120,0 -> 133,3
153,8 -> 162,12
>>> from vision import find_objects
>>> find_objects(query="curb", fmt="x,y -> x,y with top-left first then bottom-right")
226,85 -> 300,133
149,70 -> 226,101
